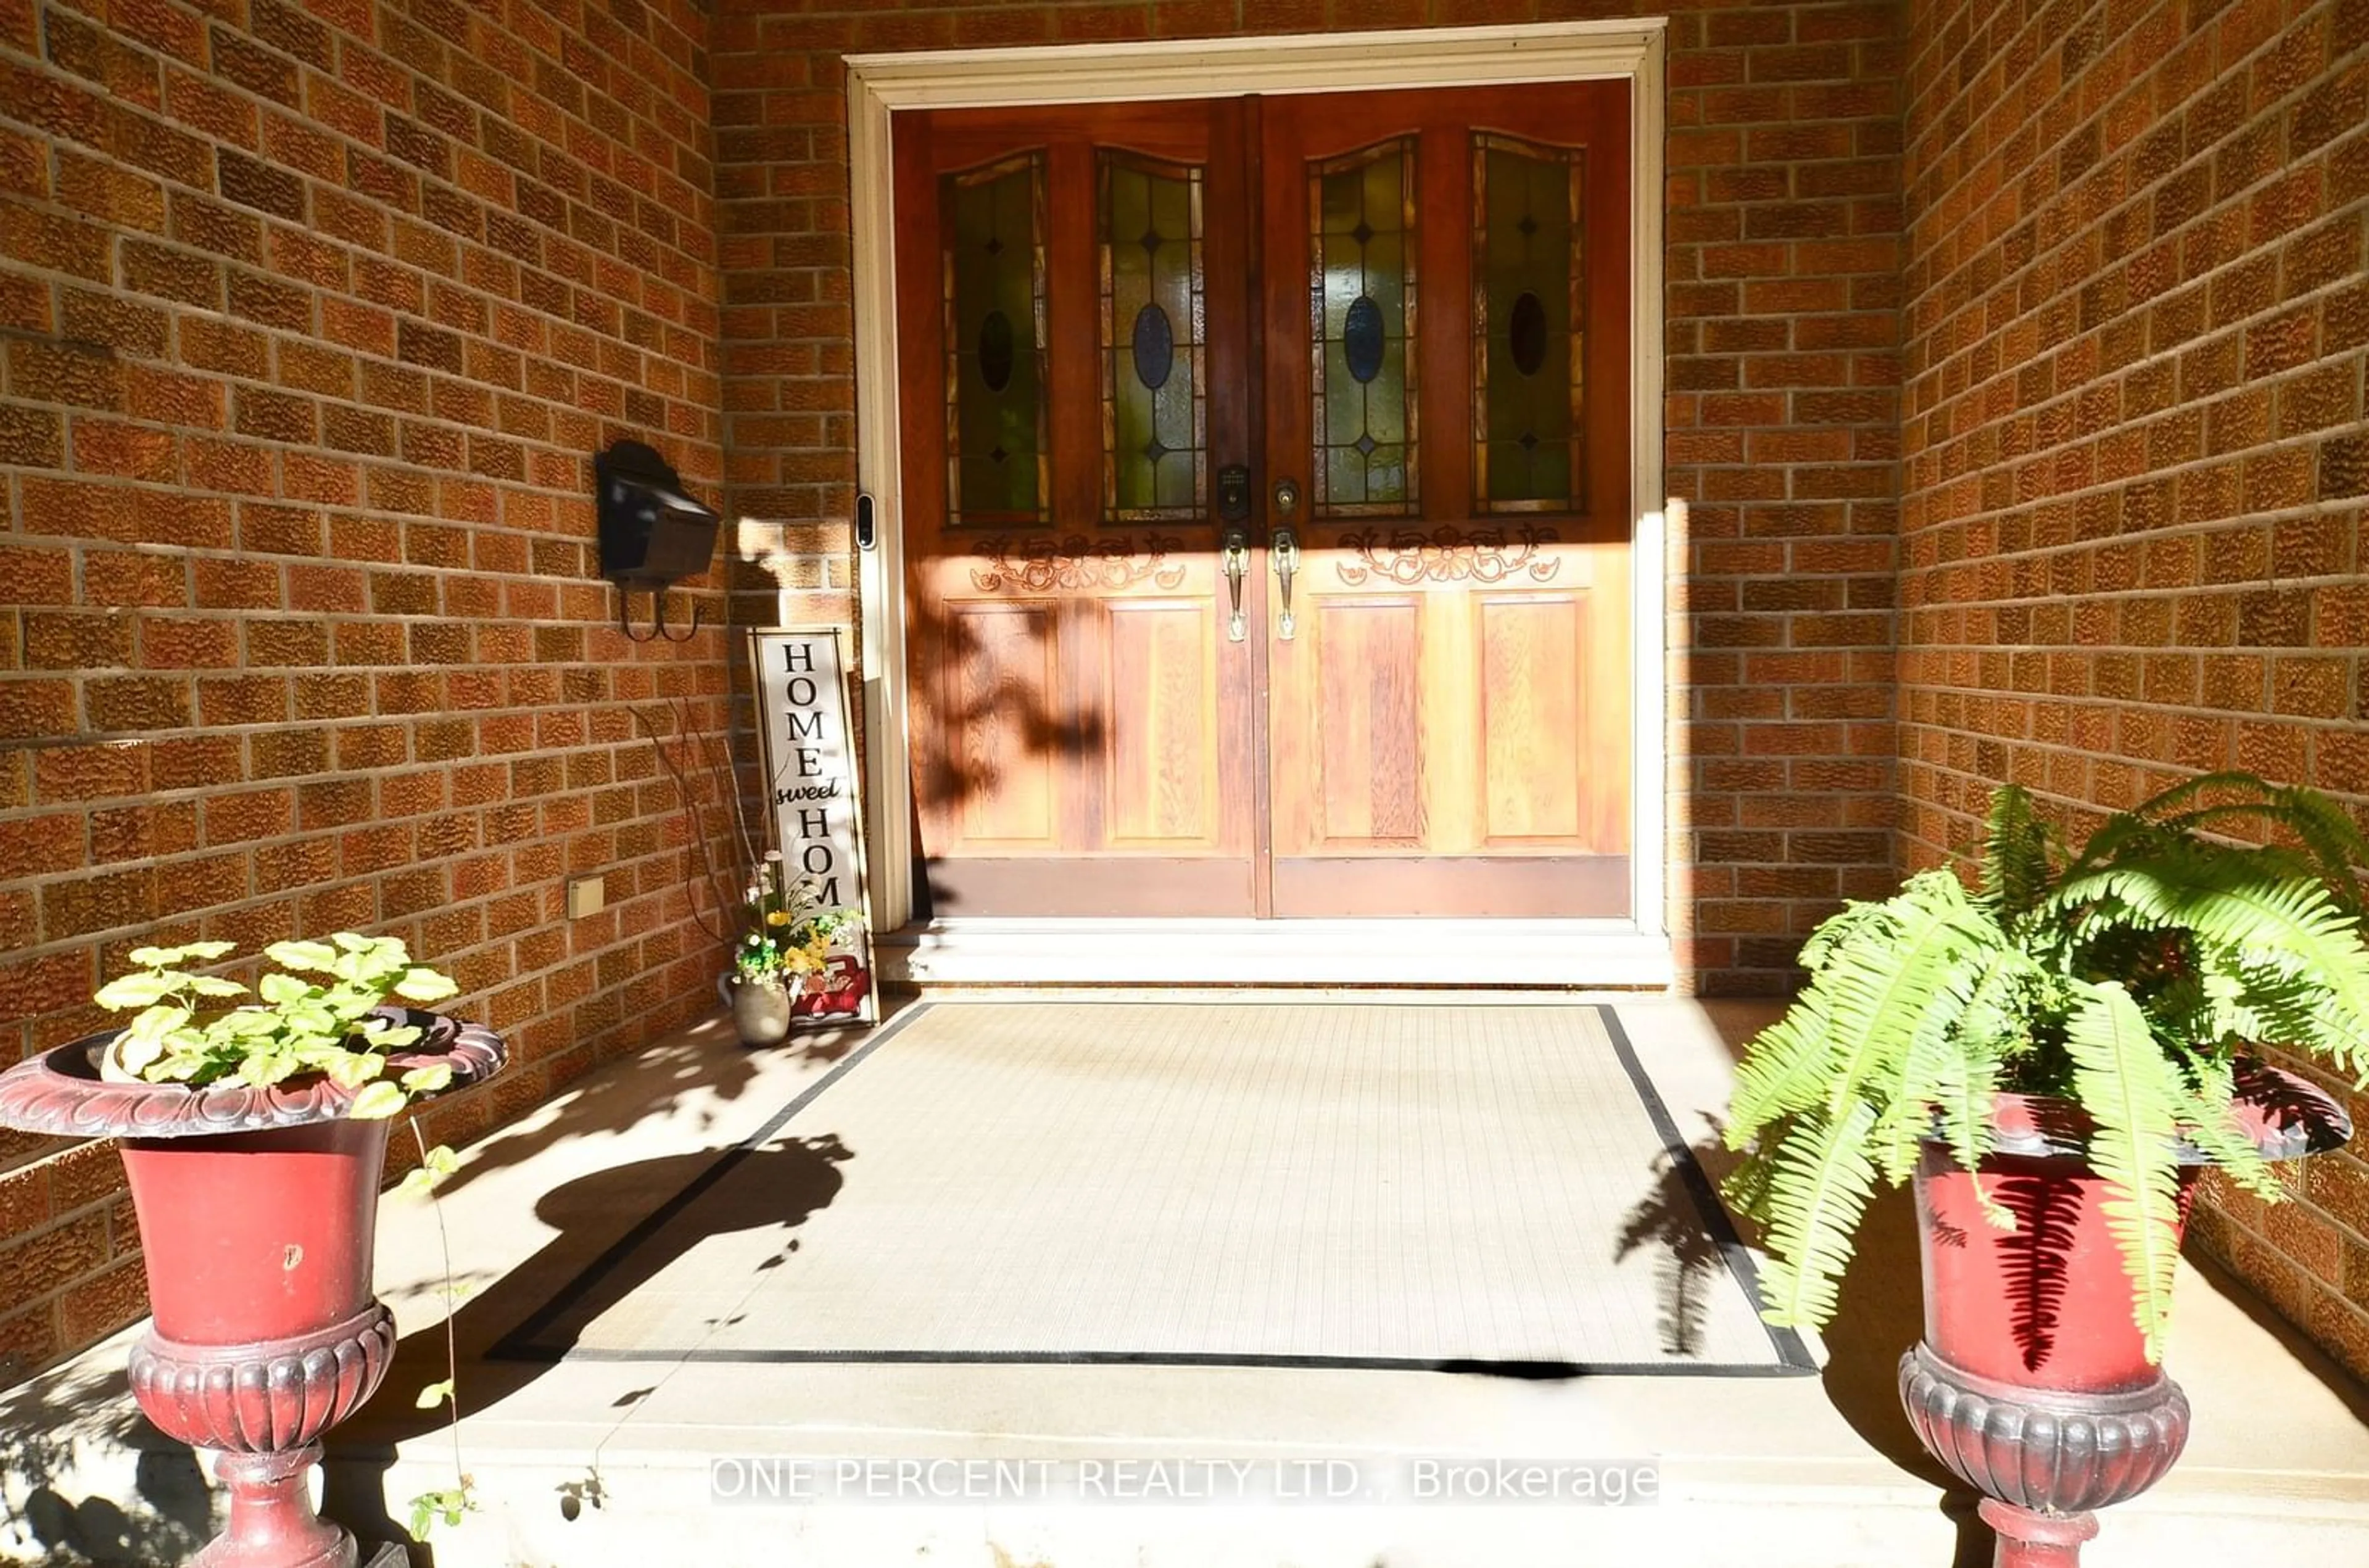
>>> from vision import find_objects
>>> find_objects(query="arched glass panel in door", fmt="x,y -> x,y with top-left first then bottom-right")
1472,133 -> 1586,513
1100,151 -> 1207,521
943,152 -> 1048,527
1308,137 -> 1417,518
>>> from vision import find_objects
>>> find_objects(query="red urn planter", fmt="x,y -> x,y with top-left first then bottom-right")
1898,1062 -> 2350,1568
0,1008 -> 504,1568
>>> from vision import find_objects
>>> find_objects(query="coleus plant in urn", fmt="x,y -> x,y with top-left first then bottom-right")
0,933 -> 506,1568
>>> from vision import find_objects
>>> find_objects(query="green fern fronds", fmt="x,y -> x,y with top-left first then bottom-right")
2177,1052 -> 2283,1206
2056,845 -> 2369,1076
1932,1033 -> 2012,1231
1731,872 -> 2004,1168
2262,784 -> 2369,916
1719,1142 -> 1776,1226
1725,988 -> 1838,1145
1874,936 -> 2028,1183
2149,785 -> 2369,917
1814,872 -> 2004,1120
1981,785 -> 2054,918
2064,981 -> 2186,1364
2212,957 -> 2353,1077
1755,1101 -> 1881,1331
1726,771 -> 2367,1348
2121,770 -> 2275,833
1798,897 -> 1893,976
2057,771 -> 2267,883
1954,941 -> 2041,1058
1874,1023 -> 1961,1185
2067,773 -> 2368,914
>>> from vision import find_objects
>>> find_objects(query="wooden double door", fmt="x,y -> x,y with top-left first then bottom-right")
893,83 -> 1632,920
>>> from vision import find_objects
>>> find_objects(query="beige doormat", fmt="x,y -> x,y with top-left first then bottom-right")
494,1002 -> 1812,1376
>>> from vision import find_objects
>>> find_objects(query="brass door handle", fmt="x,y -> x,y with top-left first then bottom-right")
1271,526 -> 1300,641
1271,477 -> 1300,640
1222,528 -> 1249,643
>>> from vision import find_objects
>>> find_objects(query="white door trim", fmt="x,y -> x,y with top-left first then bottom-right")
845,20 -> 1672,986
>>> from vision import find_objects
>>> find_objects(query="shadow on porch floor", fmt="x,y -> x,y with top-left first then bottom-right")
6,992 -> 2366,1568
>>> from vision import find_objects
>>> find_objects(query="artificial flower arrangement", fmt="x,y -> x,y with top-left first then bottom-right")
631,697 -> 864,1035
732,849 -> 860,989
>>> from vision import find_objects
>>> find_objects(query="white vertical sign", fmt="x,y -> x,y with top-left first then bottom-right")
750,629 -> 876,1023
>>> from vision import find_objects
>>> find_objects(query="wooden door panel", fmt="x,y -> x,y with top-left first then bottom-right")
1104,598 -> 1221,846
1260,82 -> 1634,918
896,100 -> 1257,917
1306,596 -> 1423,848
1479,595 -> 1586,842
945,598 -> 1059,847
895,83 -> 1632,925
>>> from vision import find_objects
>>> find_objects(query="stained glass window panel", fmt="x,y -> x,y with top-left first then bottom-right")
1309,138 -> 1416,517
945,154 -> 1048,526
1101,153 -> 1206,519
1473,134 -> 1584,513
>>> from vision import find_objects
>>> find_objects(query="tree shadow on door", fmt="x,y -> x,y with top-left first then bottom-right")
903,585 -> 1110,917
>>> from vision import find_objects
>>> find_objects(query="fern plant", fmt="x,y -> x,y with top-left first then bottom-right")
1723,772 -> 2369,1362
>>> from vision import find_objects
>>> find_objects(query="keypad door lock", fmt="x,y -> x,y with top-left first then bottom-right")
1217,464 -> 1252,523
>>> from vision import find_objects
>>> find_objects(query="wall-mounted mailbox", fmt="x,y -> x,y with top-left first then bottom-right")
596,439 -> 718,642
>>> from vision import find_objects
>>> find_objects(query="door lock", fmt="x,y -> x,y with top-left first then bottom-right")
1218,464 -> 1252,523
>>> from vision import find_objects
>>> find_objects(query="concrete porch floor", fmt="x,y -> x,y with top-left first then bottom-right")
6,993 -> 2368,1567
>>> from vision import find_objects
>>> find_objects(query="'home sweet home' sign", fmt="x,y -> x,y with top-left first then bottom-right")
750,628 -> 877,1023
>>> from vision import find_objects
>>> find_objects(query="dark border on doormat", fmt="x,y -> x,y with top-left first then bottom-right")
490,1001 -> 1819,1377
1594,1005 -> 1818,1373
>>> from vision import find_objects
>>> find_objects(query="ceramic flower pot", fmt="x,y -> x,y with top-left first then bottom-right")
0,1009 -> 505,1568
724,972 -> 802,1047
1898,1063 -> 2350,1568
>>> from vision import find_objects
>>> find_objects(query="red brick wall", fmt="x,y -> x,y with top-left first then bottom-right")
12,0 -> 2360,1392
711,0 -> 1908,994
0,0 -> 1914,1376
1900,0 -> 2369,1376
0,0 -> 731,1373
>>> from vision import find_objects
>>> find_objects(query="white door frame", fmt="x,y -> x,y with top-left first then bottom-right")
843,20 -> 1672,986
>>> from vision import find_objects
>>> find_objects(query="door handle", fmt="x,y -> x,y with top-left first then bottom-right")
1222,527 -> 1249,643
1271,478 -> 1300,640
1271,527 -> 1300,641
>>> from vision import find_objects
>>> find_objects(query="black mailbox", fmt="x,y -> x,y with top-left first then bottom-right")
595,439 -> 717,641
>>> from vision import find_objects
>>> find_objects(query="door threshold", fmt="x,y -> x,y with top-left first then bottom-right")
878,917 -> 1674,988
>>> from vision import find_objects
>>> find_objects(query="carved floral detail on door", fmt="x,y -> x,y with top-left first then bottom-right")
969,534 -> 1190,593
1333,524 -> 1564,585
